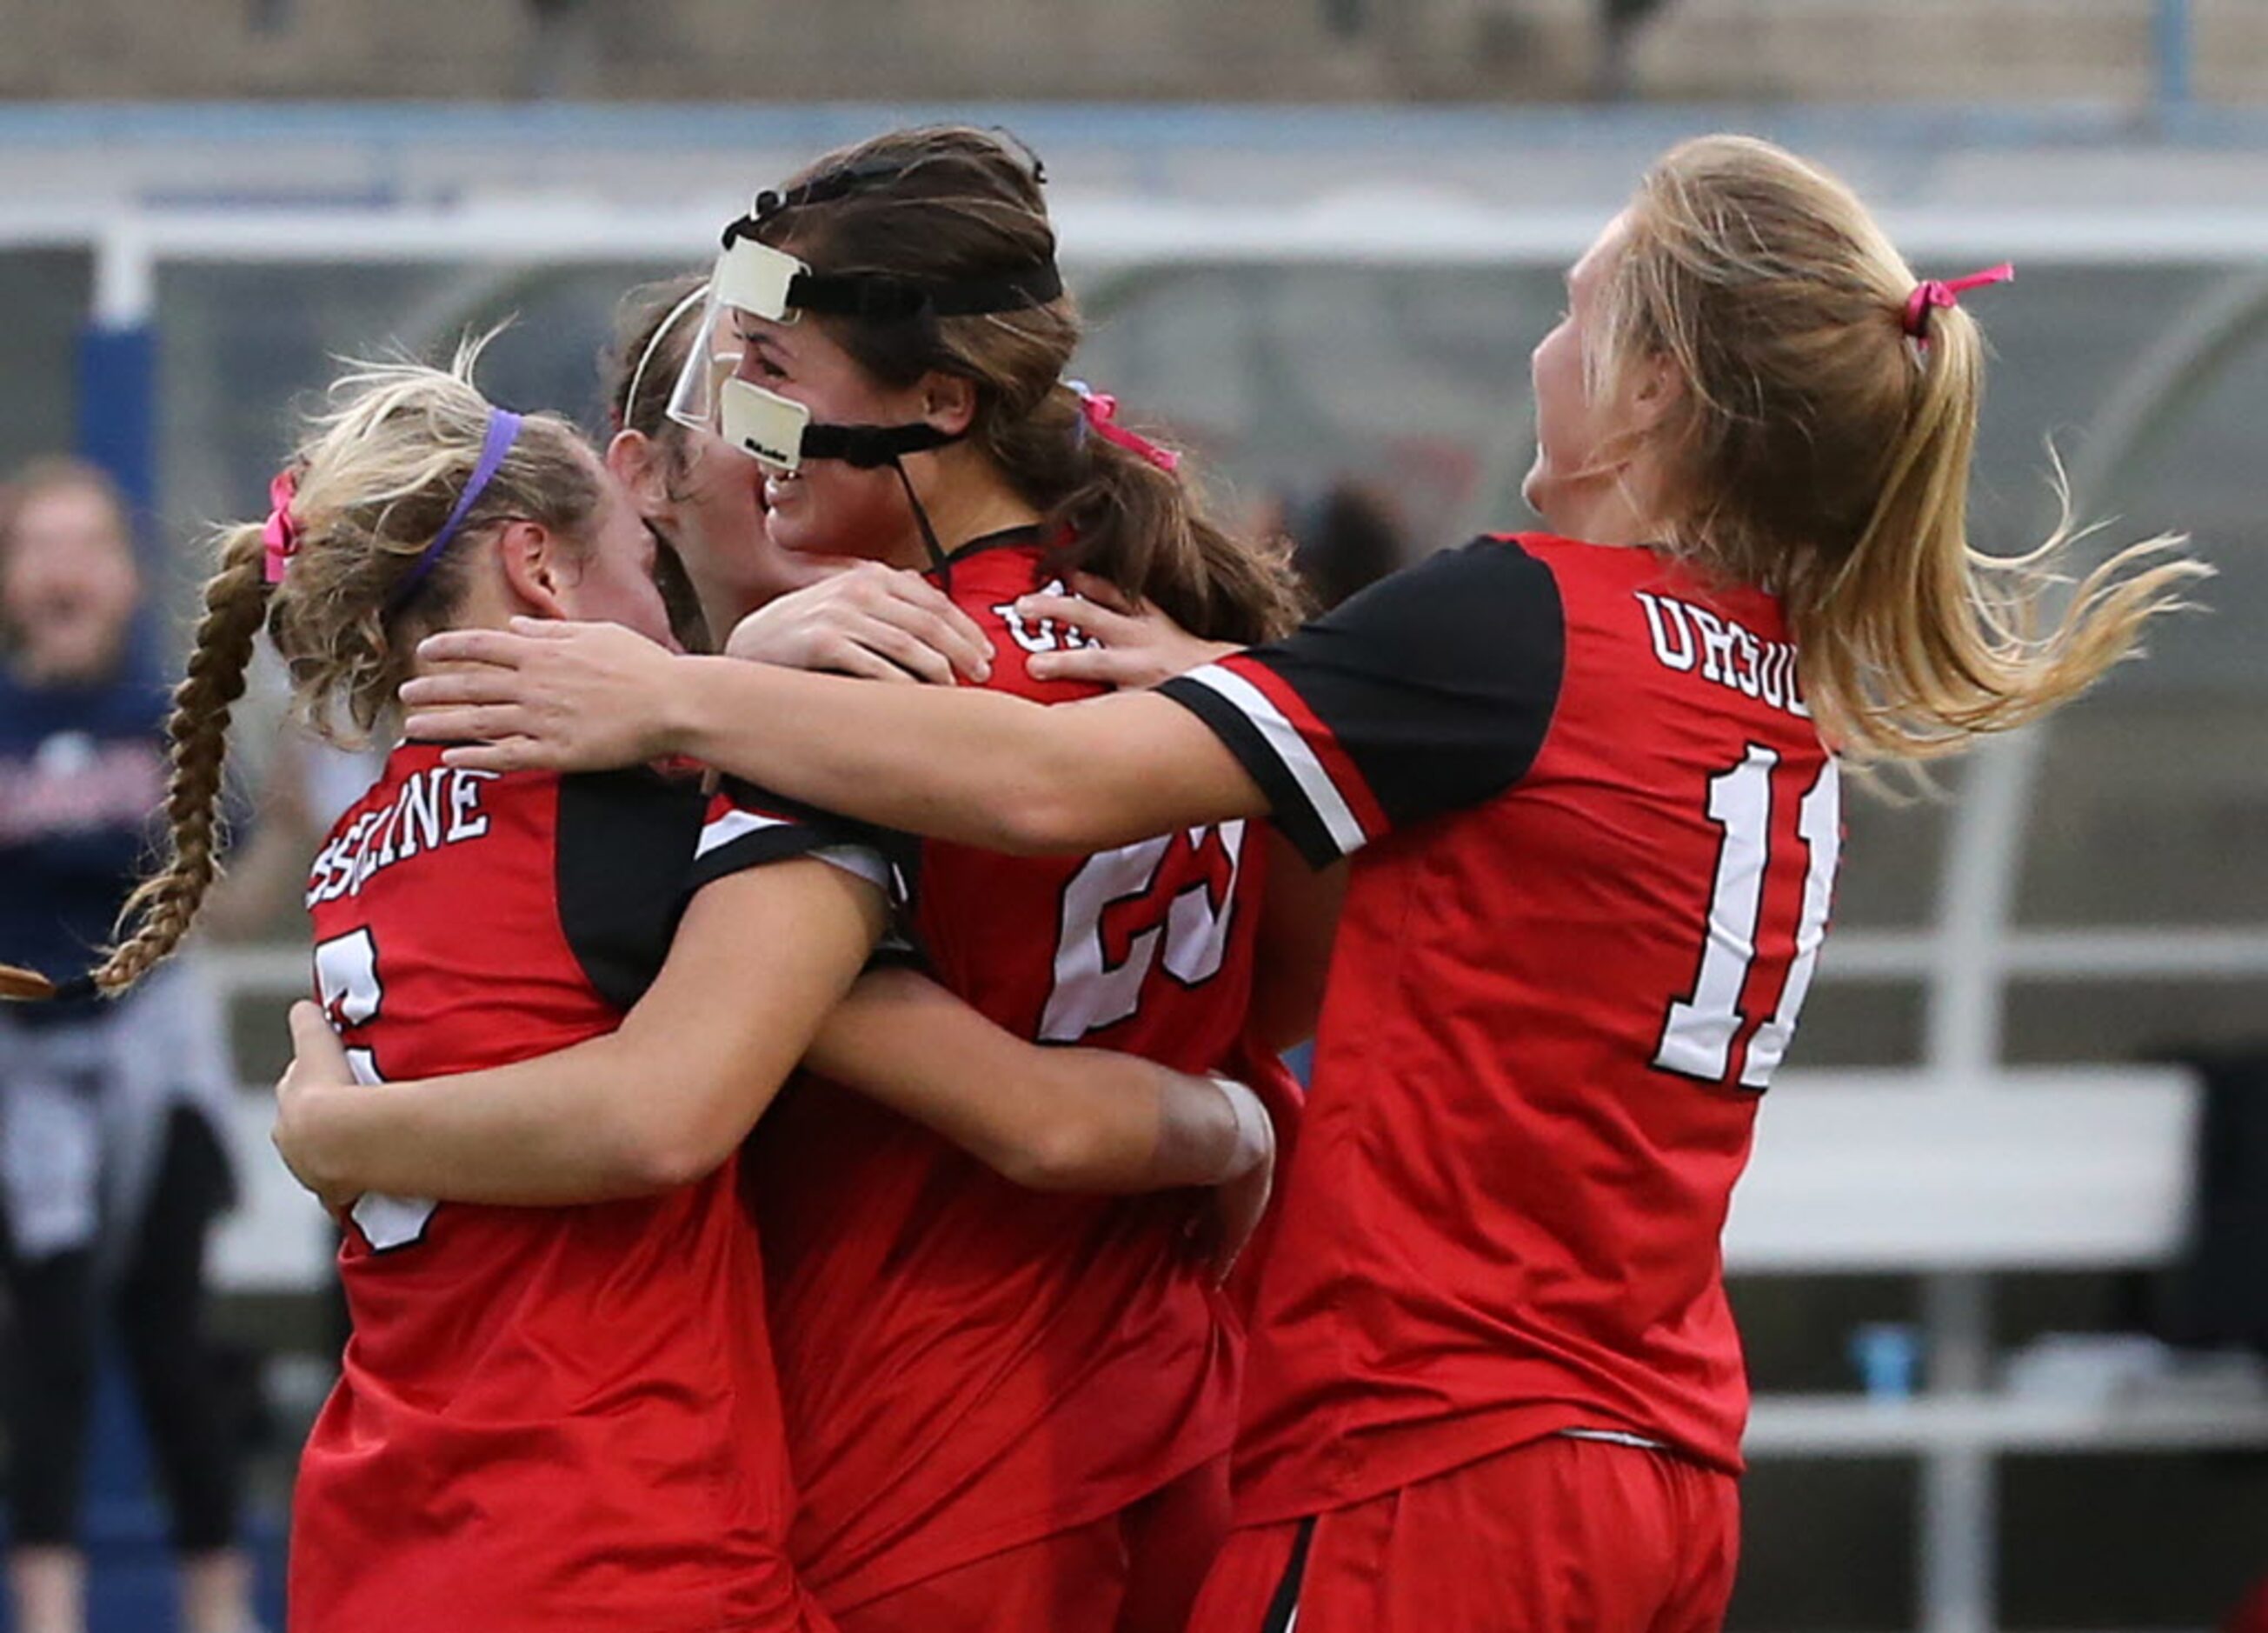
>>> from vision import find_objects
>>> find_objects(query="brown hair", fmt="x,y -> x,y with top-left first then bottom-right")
602,272 -> 719,650
755,124 -> 1307,644
1593,133 -> 2207,762
0,455 -> 137,653
0,341 -> 607,1003
607,272 -> 709,458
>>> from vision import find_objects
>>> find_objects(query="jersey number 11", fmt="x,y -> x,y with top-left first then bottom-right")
1653,746 -> 1841,1090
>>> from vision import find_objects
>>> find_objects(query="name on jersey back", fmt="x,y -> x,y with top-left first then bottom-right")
1635,590 -> 1809,719
305,767 -> 500,907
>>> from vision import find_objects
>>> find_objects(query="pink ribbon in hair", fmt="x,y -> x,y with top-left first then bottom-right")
1902,263 -> 2015,344
261,470 -> 302,585
1069,381 -> 1181,473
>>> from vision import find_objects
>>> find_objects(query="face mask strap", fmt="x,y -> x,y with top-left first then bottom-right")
882,451 -> 954,591
798,421 -> 960,589
718,382 -> 961,587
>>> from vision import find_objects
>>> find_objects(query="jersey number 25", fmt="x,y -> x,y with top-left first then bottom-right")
1040,821 -> 1247,1043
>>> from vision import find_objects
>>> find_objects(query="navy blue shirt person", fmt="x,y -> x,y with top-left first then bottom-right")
0,457 -> 254,1633
0,641 -> 170,1025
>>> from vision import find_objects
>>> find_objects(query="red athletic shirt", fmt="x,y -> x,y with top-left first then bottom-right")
1160,534 -> 1842,1520
291,743 -> 891,1633
751,535 -> 1258,1611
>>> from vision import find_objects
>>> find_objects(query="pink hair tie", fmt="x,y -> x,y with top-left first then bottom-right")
261,469 -> 301,585
1902,262 -> 2015,345
1069,380 -> 1181,473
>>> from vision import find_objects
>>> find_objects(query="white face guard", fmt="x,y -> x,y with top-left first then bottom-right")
665,237 -> 815,473
666,210 -> 1062,477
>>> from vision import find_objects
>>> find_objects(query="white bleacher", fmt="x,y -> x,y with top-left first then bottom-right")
1724,1068 -> 2203,1274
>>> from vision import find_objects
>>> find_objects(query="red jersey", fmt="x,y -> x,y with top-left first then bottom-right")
1160,535 -> 1841,1520
752,536 -> 1259,1611
291,743 -> 888,1633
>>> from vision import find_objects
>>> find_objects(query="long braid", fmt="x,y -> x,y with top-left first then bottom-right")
2,347 -> 609,1007
0,523 -> 268,1003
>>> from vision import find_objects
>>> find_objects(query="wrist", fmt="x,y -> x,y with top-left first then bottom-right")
1207,1075 -> 1274,1180
662,655 -> 734,759
281,1083 -> 357,1194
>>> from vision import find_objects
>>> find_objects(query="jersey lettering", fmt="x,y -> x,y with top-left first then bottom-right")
1038,821 -> 1246,1043
991,577 -> 1101,656
1636,591 -> 1806,719
312,926 -> 437,1251
1739,760 -> 1841,1086
307,768 -> 499,907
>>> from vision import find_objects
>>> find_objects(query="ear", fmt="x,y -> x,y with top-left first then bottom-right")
607,429 -> 672,519
494,519 -> 578,620
1626,349 -> 1684,435
917,371 -> 979,439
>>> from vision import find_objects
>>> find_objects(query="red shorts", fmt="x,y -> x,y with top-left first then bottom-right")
832,1456 -> 1231,1633
1188,1434 -> 1739,1633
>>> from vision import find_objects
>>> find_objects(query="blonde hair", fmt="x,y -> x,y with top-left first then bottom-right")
1593,133 -> 2208,762
0,341 -> 605,1003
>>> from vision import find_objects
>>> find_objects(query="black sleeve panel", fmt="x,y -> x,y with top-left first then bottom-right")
1159,537 -> 1566,866
687,776 -> 919,906
554,769 -> 710,1013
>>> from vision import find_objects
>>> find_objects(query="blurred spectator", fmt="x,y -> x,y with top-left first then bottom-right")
1278,477 -> 1408,612
1596,0 -> 1674,98
0,457 -> 257,1633
522,0 -> 599,99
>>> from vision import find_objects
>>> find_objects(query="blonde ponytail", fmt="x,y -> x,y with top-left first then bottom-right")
1798,305 -> 2205,759
1600,133 -> 2210,763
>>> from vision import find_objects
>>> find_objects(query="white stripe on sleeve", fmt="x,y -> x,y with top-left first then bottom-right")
1180,663 -> 1368,858
695,807 -> 792,859
808,844 -> 892,891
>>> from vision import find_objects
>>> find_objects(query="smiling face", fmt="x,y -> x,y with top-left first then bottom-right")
0,475 -> 143,685
622,422 -> 846,629
731,312 -> 938,570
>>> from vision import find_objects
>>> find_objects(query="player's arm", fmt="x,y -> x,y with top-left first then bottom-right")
806,964 -> 1273,1195
403,626 -> 1267,855
276,856 -> 886,1205
277,891 -> 1269,1208
402,539 -> 1565,863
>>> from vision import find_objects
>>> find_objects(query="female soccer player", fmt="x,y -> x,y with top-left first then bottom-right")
400,134 -> 2208,1632
283,126 -> 1320,1633
602,270 -> 998,685
6,349 -> 1268,1633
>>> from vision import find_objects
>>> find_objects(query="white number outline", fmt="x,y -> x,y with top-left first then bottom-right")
312,926 -> 439,1252
1037,821 -> 1247,1043
1653,748 -> 1840,1090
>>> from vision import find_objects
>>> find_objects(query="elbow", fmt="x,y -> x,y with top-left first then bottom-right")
992,1116 -> 1120,1193
960,715 -> 1126,856
981,773 -> 1112,857
613,1120 -> 737,1195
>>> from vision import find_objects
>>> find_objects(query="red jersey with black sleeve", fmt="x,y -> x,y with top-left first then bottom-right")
289,742 -> 895,1633
749,536 -> 1258,1612
1158,533 -> 1841,1521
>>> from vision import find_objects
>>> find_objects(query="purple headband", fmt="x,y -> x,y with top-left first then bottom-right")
386,409 -> 523,610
